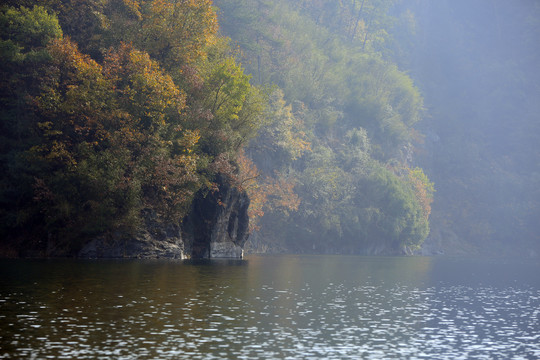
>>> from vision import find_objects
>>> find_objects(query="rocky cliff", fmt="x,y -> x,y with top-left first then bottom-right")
78,176 -> 250,259
182,175 -> 250,259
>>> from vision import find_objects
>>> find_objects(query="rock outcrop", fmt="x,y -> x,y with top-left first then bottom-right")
78,175 -> 249,259
78,210 -> 185,259
182,175 -> 250,259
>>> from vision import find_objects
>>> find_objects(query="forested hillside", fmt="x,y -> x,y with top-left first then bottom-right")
215,0 -> 540,256
215,0 -> 434,254
0,0 -> 435,256
0,1 -> 266,256
4,0 -> 535,257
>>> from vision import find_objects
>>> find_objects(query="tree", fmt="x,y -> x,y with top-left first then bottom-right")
408,167 -> 435,220
0,5 -> 64,247
354,165 -> 429,252
0,5 -> 62,144
103,42 -> 200,219
249,88 -> 311,173
103,0 -> 218,83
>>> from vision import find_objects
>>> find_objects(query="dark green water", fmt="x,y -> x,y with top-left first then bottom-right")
1,255 -> 539,359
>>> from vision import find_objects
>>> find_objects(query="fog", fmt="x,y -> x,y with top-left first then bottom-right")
409,0 -> 540,256
1,0 -> 537,258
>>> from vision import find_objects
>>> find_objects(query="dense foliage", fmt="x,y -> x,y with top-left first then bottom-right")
0,2 -> 264,255
215,0 -> 433,254
216,0 -> 540,256
1,0 -> 438,256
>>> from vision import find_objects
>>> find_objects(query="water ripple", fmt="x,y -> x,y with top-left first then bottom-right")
1,257 -> 539,359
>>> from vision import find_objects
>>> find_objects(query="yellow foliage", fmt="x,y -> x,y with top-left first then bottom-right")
408,167 -> 435,219
235,149 -> 300,232
121,0 -> 141,19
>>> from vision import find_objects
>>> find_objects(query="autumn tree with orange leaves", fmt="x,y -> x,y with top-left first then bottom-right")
236,150 -> 299,232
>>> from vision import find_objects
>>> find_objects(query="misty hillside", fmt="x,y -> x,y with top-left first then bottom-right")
0,0 -> 538,257
409,0 -> 540,256
215,0 -> 433,255
215,0 -> 540,256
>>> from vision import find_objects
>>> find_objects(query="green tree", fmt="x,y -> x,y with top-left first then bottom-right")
355,166 -> 429,252
216,0 -> 432,254
103,0 -> 218,85
0,5 -> 63,248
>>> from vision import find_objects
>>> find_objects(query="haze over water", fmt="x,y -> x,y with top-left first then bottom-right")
1,255 -> 539,359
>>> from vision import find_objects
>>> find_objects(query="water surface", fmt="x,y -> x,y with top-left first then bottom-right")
1,255 -> 539,359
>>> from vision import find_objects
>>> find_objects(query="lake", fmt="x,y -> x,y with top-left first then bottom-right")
1,255 -> 539,359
